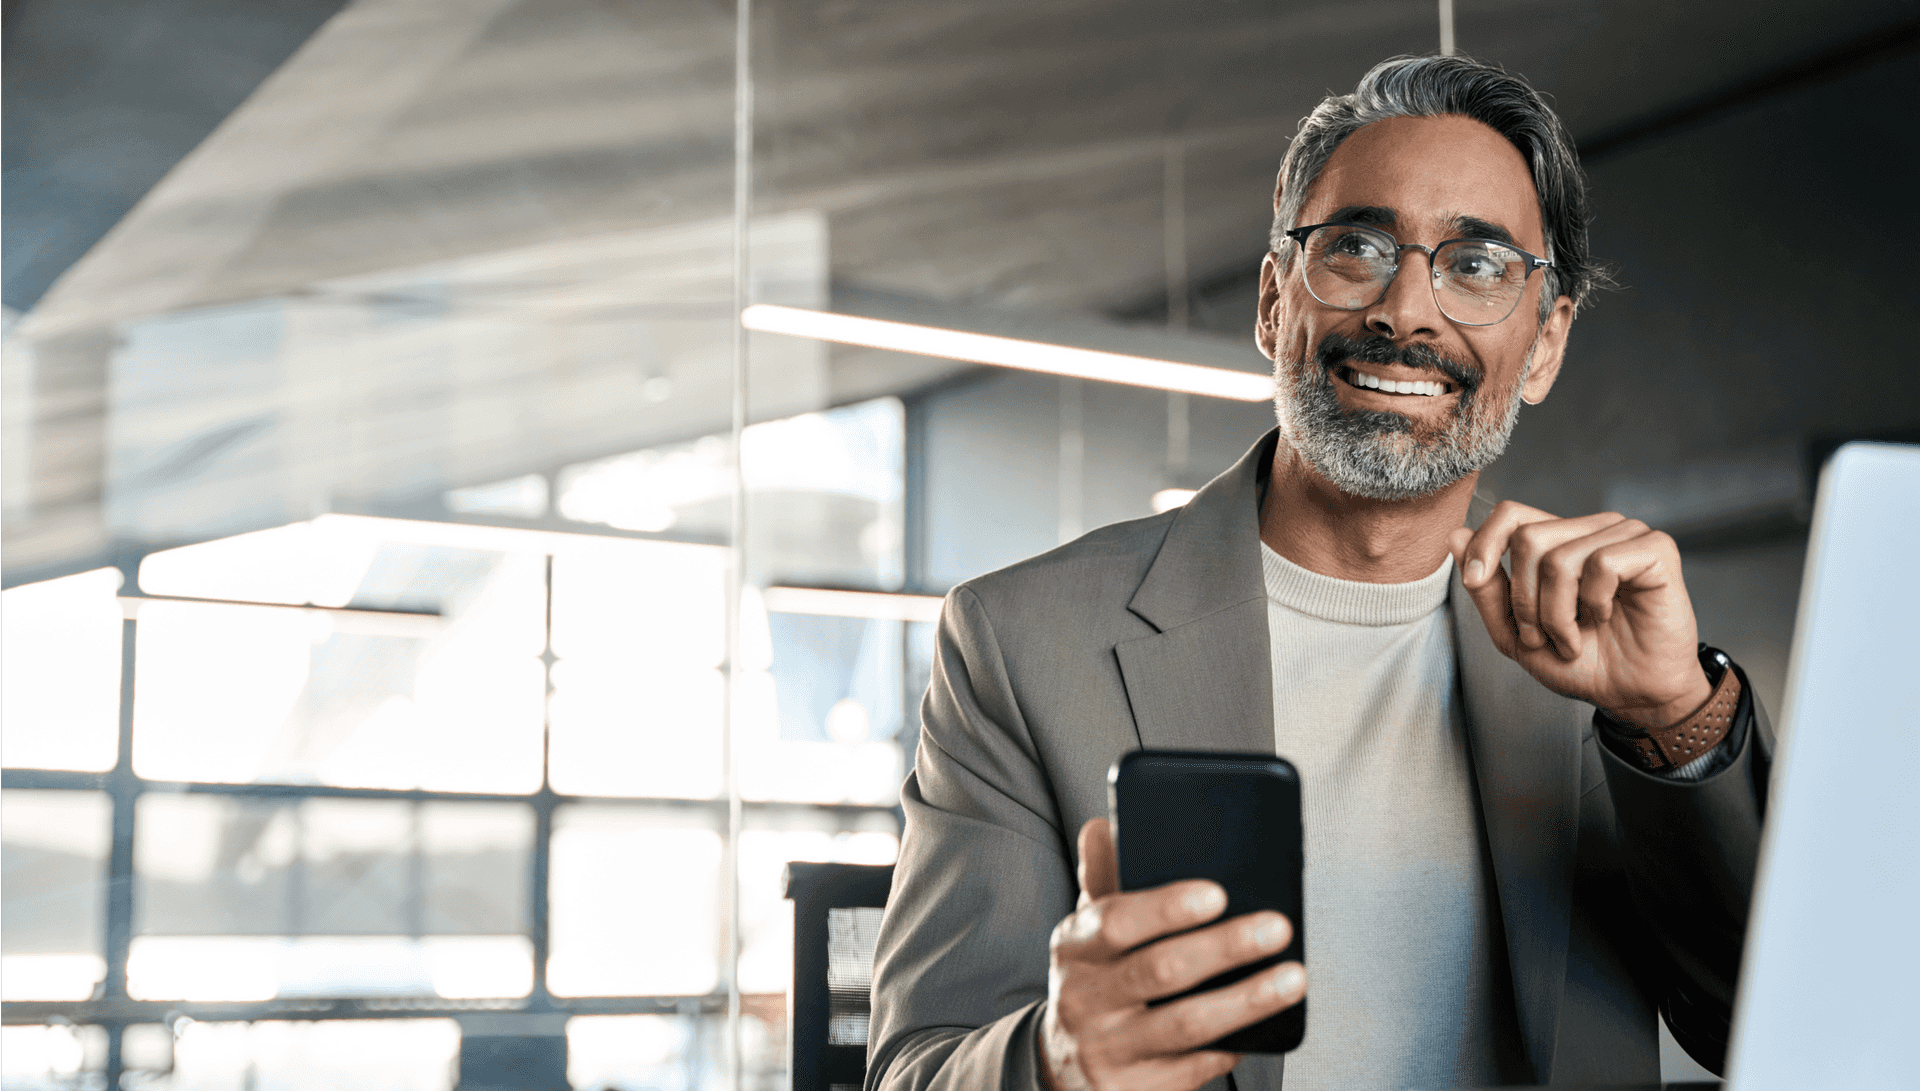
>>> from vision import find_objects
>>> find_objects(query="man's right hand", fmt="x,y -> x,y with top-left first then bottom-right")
1039,818 -> 1307,1091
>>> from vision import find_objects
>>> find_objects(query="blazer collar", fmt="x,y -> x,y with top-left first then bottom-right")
1126,428 -> 1279,633
1115,429 -> 1278,757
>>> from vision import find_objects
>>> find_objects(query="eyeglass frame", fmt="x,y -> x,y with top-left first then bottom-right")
1281,221 -> 1554,327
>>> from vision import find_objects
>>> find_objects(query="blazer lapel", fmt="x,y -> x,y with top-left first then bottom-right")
1449,567 -> 1585,1081
1114,431 -> 1279,757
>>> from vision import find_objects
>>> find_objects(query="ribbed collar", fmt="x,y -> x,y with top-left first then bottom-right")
1259,542 -> 1453,627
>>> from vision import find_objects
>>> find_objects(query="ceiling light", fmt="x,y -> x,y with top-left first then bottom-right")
742,304 -> 1274,402
1151,488 -> 1198,513
762,586 -> 944,622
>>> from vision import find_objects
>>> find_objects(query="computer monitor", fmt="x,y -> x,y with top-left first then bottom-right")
1725,442 -> 1920,1089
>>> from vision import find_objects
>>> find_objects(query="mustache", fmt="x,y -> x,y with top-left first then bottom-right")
1313,333 -> 1480,394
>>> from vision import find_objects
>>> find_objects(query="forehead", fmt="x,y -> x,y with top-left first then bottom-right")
1300,115 -> 1544,247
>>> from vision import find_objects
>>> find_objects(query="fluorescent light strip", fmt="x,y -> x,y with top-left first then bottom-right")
762,586 -> 945,623
742,304 -> 1275,402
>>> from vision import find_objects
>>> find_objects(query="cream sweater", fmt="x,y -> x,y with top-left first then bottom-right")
1261,544 -> 1526,1090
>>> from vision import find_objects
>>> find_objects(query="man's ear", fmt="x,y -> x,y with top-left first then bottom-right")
1256,251 -> 1282,361
1521,293 -> 1574,404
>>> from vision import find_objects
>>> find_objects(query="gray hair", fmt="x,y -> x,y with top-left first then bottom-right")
1269,54 -> 1607,321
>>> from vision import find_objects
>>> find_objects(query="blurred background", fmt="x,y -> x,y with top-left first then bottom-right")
3,0 -> 1916,1088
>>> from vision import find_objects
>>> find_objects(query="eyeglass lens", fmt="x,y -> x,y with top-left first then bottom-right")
1301,224 -> 1530,325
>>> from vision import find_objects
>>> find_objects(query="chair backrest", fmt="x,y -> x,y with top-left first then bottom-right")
784,861 -> 896,1091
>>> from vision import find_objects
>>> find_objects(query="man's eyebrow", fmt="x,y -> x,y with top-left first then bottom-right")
1450,214 -> 1519,247
1326,205 -> 1396,227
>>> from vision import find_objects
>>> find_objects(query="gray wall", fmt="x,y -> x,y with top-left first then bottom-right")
1483,49 -> 1920,713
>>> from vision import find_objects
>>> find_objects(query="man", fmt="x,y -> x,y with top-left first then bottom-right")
867,55 -> 1768,1091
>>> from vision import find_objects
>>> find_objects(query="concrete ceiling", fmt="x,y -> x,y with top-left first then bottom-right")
5,0 -> 1915,577
23,0 -> 1920,328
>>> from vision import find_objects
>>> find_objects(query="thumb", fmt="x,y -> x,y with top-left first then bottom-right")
1077,818 -> 1117,907
1452,534 -> 1520,658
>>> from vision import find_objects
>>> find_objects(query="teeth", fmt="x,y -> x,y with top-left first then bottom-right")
1346,368 -> 1446,396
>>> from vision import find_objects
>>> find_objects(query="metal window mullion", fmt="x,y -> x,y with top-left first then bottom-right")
531,552 -> 558,1007
102,615 -> 141,1091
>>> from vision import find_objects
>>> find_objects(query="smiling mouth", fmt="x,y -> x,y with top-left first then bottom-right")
1336,365 -> 1456,398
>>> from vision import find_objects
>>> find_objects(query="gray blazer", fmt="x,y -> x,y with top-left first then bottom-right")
868,430 -> 1771,1090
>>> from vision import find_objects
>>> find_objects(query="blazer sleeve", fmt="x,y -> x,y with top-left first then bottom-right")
1596,657 -> 1774,1075
866,586 -> 1076,1091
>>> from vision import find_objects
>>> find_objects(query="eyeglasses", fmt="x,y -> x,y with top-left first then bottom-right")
1282,222 -> 1552,327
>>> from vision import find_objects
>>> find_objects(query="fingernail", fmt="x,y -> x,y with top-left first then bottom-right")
1466,559 -> 1483,583
1267,964 -> 1305,998
1184,885 -> 1226,918
1517,621 -> 1541,647
1251,918 -> 1288,949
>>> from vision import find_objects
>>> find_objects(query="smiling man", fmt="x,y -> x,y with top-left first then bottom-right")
867,56 -> 1768,1091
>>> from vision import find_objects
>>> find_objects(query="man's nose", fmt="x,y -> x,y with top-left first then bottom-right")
1365,250 -> 1445,340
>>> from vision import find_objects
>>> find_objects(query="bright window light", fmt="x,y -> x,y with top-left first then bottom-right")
741,304 -> 1276,401
1,568 -> 124,772
762,585 -> 943,622
0,954 -> 108,1001
1151,488 -> 1198,512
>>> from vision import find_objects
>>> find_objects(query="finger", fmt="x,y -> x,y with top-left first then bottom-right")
1458,502 -> 1554,650
1457,542 -> 1520,658
1505,511 -> 1626,652
1113,911 -> 1293,1004
1129,960 -> 1307,1058
1581,530 -> 1683,629
1597,529 -> 1681,594
1057,881 -> 1228,962
1078,818 -> 1117,907
1447,527 -> 1473,571
1458,499 -> 1553,591
1535,518 -> 1648,658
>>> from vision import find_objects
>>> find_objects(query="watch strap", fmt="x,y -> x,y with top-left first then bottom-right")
1603,651 -> 1742,773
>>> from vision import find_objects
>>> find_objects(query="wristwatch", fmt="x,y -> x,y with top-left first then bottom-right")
1598,645 -> 1743,773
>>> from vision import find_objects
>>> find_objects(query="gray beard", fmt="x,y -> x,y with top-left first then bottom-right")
1273,345 -> 1531,501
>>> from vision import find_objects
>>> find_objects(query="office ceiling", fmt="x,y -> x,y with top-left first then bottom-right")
22,0 -> 1919,329
5,0 -> 1914,576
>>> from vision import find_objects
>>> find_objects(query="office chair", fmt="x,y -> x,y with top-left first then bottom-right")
784,861 -> 895,1091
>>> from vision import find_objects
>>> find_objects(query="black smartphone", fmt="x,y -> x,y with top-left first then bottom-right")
1107,748 -> 1305,1054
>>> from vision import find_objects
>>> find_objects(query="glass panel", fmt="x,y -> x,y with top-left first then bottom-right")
131,537 -> 545,792
168,1019 -> 459,1091
741,609 -> 904,805
0,567 -> 122,771
547,540 -> 727,799
0,790 -> 110,1001
132,795 -> 532,1000
548,805 -> 720,997
9,0 -> 792,565
556,396 -> 905,590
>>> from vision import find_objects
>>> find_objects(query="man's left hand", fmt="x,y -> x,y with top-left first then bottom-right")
1449,501 -> 1712,730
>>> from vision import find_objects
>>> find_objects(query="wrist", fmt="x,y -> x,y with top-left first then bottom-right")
1604,668 -> 1714,731
1598,647 -> 1743,773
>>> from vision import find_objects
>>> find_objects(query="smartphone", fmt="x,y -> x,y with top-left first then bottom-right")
1107,748 -> 1305,1053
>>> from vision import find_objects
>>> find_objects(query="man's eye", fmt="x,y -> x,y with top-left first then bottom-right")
1448,245 -> 1512,279
1328,232 -> 1386,259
